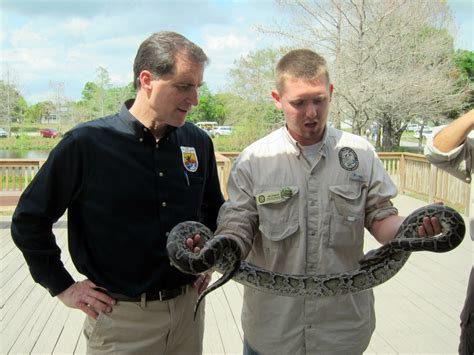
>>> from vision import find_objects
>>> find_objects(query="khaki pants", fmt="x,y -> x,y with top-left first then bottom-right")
83,288 -> 204,354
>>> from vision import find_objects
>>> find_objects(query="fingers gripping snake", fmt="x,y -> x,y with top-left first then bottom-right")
167,204 -> 465,318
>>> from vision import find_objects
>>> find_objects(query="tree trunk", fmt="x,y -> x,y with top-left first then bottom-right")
382,118 -> 395,151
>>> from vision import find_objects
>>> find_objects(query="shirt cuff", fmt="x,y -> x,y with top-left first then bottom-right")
366,206 -> 398,229
42,266 -> 75,297
425,128 -> 466,162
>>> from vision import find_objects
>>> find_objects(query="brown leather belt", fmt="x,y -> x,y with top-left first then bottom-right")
102,285 -> 189,302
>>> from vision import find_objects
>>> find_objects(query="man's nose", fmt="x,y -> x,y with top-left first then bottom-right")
306,103 -> 317,117
187,88 -> 199,106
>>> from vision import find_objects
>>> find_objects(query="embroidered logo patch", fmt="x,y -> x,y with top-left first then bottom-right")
255,187 -> 295,205
181,146 -> 198,172
338,147 -> 359,171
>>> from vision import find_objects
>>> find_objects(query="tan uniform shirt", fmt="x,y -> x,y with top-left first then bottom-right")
216,126 -> 398,354
425,129 -> 473,242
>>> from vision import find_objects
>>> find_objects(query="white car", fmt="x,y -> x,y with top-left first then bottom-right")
406,123 -> 421,132
0,128 -> 8,138
213,126 -> 234,136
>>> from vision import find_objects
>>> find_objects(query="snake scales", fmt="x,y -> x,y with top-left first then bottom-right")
167,204 -> 465,317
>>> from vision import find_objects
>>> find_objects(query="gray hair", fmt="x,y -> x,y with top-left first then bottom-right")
133,31 -> 208,90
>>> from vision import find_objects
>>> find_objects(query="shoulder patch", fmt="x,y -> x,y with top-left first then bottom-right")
181,146 -> 199,172
338,147 -> 359,171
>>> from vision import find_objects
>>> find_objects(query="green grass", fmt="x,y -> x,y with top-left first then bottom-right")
0,135 -> 60,151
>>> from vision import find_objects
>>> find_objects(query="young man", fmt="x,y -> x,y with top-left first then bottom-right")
425,109 -> 474,355
214,49 -> 441,354
11,31 -> 224,354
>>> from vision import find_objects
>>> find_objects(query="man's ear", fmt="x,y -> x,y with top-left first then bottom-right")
271,90 -> 283,110
138,70 -> 153,92
329,83 -> 334,101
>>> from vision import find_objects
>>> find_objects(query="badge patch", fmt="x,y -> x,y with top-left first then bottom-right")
181,146 -> 199,172
338,147 -> 359,171
255,187 -> 295,205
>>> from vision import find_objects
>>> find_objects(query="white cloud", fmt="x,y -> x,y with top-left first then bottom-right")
61,17 -> 91,35
10,26 -> 48,48
200,30 -> 257,92
203,33 -> 253,51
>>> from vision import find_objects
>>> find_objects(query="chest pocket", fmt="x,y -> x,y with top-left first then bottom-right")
255,186 -> 299,245
327,182 -> 366,249
329,182 -> 366,217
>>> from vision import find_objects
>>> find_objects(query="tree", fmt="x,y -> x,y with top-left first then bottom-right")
77,67 -> 134,122
25,101 -> 55,124
95,66 -> 112,117
453,49 -> 474,111
187,84 -> 227,124
228,48 -> 286,102
222,48 -> 287,146
216,92 -> 283,148
261,0 -> 466,150
455,49 -> 474,81
0,79 -> 27,126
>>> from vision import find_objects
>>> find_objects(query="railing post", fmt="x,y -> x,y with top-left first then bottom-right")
399,153 -> 406,194
5,168 -> 10,191
428,164 -> 438,203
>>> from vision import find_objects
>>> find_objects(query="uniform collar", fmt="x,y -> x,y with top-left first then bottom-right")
282,125 -> 329,158
118,99 -> 177,141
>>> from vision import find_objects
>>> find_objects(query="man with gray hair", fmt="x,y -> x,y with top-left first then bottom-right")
11,31 -> 224,354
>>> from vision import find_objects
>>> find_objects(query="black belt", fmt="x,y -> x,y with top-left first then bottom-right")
102,285 -> 189,302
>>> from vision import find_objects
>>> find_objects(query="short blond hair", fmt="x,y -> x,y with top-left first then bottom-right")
275,49 -> 330,94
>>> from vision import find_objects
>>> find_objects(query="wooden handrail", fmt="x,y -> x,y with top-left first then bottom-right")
0,153 -> 470,213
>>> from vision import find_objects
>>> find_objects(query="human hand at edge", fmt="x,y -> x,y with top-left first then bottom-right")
186,233 -> 202,253
192,272 -> 213,295
57,279 -> 116,319
418,202 -> 444,237
418,216 -> 443,237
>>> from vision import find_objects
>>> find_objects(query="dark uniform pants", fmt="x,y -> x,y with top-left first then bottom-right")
459,267 -> 474,355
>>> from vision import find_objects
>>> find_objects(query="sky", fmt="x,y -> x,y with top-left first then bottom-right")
1,0 -> 473,105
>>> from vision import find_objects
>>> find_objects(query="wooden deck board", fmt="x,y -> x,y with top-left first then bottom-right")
52,308 -> 84,354
0,194 -> 471,354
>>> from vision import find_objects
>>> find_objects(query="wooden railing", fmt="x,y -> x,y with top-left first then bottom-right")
219,152 -> 470,214
0,156 -> 233,204
377,152 -> 470,214
215,153 -> 231,199
0,153 -> 470,213
0,159 -> 45,192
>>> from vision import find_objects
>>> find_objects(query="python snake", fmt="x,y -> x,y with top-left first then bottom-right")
167,204 -> 465,317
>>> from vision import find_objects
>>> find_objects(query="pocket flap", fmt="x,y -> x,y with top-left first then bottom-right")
254,186 -> 299,241
259,221 -> 299,241
329,184 -> 364,200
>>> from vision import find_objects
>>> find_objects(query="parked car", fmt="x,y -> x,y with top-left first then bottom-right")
196,121 -> 218,137
0,128 -> 8,138
406,123 -> 421,132
213,126 -> 234,136
40,128 -> 60,138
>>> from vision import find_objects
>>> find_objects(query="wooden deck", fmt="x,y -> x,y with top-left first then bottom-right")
1,194 -> 471,354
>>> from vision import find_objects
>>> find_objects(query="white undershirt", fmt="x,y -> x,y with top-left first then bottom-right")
300,142 -> 323,165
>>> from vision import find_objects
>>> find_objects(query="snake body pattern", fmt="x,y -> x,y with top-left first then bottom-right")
167,204 -> 465,317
